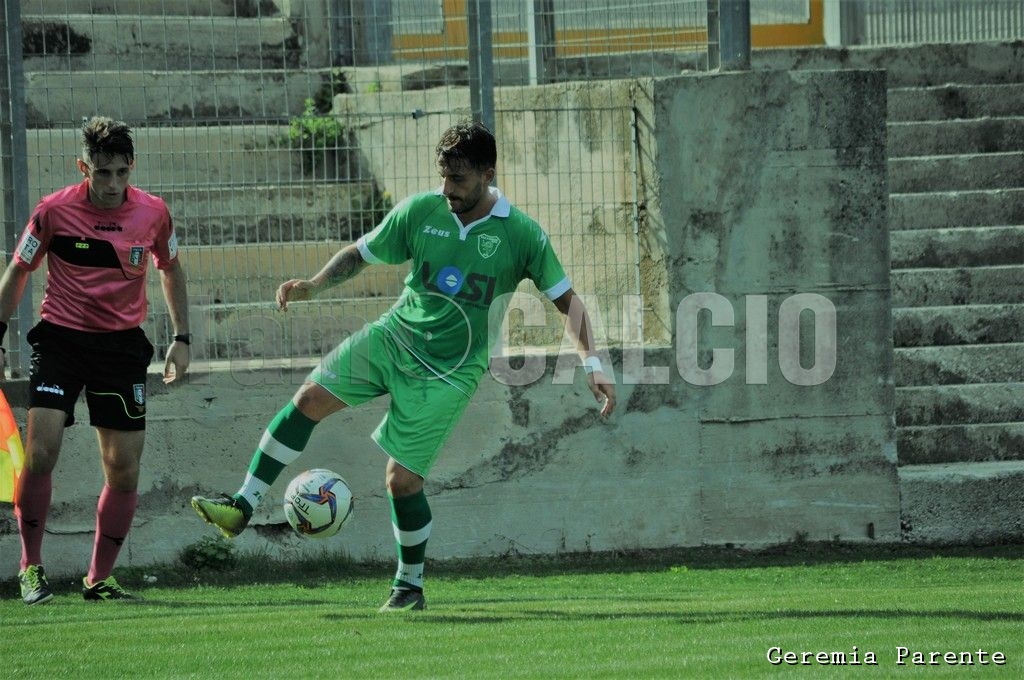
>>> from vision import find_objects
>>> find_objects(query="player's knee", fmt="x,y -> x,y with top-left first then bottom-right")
385,466 -> 423,498
292,382 -> 340,421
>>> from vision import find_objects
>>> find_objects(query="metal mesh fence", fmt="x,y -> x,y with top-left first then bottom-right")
9,0 -> 1015,371
7,0 -> 730,369
861,0 -> 1024,45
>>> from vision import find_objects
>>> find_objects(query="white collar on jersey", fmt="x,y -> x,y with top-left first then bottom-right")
434,186 -> 510,218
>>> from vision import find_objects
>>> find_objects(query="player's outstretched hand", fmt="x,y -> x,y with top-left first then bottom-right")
276,279 -> 316,310
588,372 -> 616,418
163,339 -> 190,384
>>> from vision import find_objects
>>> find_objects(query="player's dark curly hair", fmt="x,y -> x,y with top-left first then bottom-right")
81,116 -> 134,164
435,121 -> 496,172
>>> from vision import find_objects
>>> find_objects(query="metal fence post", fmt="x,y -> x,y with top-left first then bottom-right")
718,0 -> 751,71
331,0 -> 393,67
528,0 -> 556,86
706,0 -> 721,70
0,0 -> 33,373
467,0 -> 495,133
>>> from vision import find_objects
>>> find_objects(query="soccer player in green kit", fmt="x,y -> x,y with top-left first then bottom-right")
191,121 -> 615,611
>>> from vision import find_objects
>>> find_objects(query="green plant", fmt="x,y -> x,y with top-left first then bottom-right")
286,98 -> 347,176
179,535 -> 238,571
288,98 -> 345,152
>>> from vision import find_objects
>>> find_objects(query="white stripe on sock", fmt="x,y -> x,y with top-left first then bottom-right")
258,431 -> 303,464
393,520 -> 433,547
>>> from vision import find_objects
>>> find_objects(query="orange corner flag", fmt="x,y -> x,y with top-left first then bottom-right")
0,388 -> 25,504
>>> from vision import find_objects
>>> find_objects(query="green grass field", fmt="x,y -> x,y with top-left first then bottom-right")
3,543 -> 1022,679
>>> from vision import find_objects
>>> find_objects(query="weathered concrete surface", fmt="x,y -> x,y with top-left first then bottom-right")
900,461 -> 1024,544
0,70 -> 897,578
753,41 -> 1024,87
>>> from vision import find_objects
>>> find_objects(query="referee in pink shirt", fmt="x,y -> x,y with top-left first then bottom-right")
0,116 -> 191,604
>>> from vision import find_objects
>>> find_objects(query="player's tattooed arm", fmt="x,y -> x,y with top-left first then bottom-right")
315,244 -> 368,291
276,244 -> 369,310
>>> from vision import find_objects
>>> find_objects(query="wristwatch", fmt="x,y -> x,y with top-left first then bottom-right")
173,333 -> 192,345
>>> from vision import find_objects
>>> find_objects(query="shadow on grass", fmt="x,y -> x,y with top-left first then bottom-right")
407,607 -> 1024,626
6,541 -> 1024,594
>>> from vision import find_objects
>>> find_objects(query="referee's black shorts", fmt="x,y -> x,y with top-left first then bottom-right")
26,320 -> 155,431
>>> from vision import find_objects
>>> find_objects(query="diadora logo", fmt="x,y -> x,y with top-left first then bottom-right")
93,222 -> 123,232
421,261 -> 496,306
35,382 -> 65,396
423,225 -> 451,238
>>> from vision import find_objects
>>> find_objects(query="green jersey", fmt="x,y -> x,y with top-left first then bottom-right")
357,188 -> 569,393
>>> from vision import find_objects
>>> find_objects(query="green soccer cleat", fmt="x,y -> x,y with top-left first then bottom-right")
82,575 -> 135,601
378,587 -> 426,613
19,565 -> 54,605
191,495 -> 250,538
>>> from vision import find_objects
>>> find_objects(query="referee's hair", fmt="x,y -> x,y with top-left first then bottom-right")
81,116 -> 135,164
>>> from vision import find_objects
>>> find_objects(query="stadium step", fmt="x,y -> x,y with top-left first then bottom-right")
755,42 -> 1024,89
884,50 -> 1024,543
894,342 -> 1024,387
889,225 -> 1024,269
893,304 -> 1024,348
896,382 -> 1024,427
157,183 -> 383,245
178,241 -> 408,305
888,83 -> 1024,122
24,69 -> 329,124
899,460 -> 1024,544
897,422 -> 1024,465
888,152 -> 1024,193
23,0 -> 250,15
22,14 -> 300,71
888,188 -> 1024,231
25,125 -> 368,200
194,296 -> 399,360
888,116 -> 1024,156
891,264 -> 1024,307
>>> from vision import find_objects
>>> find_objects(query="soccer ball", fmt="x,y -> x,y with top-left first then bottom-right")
283,469 -> 354,538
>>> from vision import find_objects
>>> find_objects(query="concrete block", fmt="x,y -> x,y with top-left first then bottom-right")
23,14 -> 299,71
25,125 -> 334,201
699,416 -> 899,544
24,69 -> 327,124
895,343 -> 1024,386
754,42 -> 1024,88
888,83 -> 1024,122
889,117 -> 1024,157
896,383 -> 1024,427
893,303 -> 1024,347
891,265 -> 1024,307
890,188 -> 1024,230
890,225 -> 1024,269
23,0 -> 249,15
900,461 -> 1024,544
889,152 -> 1024,193
898,422 -> 1024,465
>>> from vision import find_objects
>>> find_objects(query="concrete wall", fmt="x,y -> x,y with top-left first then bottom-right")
0,68 -> 897,579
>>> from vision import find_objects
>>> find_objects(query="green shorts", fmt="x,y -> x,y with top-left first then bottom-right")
308,323 -> 473,478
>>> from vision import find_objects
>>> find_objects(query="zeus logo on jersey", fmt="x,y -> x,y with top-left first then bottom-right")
423,225 -> 451,238
421,262 -> 496,306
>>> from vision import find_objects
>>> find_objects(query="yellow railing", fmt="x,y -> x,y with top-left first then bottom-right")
392,0 -> 824,61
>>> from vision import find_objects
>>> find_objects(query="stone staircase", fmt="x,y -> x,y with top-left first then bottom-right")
19,1 -> 397,361
887,70 -> 1024,543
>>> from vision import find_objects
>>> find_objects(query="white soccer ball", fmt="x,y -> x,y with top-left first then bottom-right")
282,469 -> 354,538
